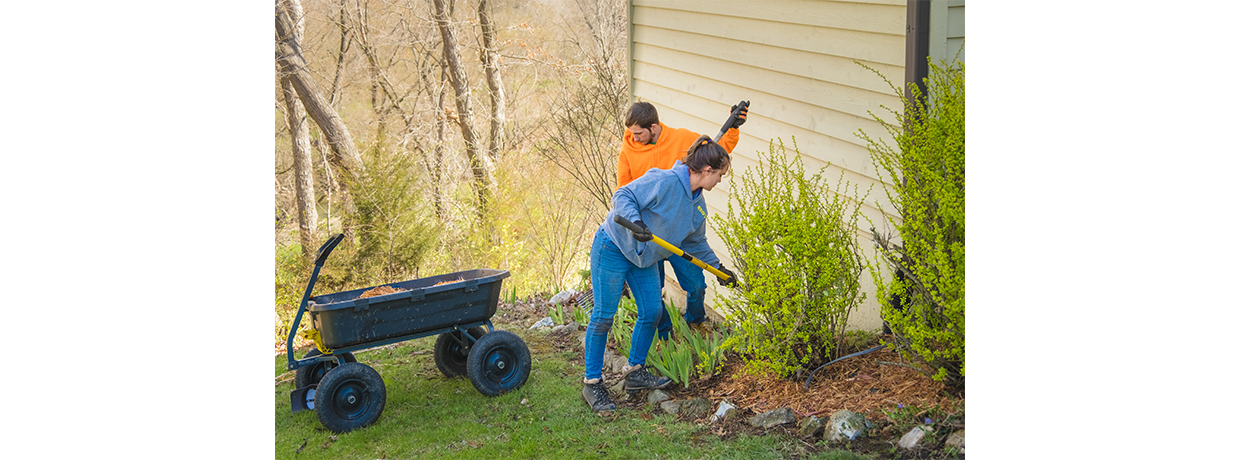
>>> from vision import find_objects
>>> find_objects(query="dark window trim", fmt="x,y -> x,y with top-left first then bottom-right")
905,0 -> 932,103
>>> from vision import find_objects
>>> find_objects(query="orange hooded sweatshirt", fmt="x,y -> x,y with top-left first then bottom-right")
616,123 -> 739,188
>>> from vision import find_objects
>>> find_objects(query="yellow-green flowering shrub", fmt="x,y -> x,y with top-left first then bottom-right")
714,139 -> 868,378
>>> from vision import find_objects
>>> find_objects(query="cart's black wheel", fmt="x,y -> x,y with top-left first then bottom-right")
466,330 -> 531,396
314,362 -> 386,433
434,327 -> 487,378
295,349 -> 357,389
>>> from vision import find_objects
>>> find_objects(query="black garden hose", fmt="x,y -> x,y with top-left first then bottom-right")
803,344 -> 888,392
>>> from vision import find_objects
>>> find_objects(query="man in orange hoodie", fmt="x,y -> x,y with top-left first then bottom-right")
616,101 -> 747,339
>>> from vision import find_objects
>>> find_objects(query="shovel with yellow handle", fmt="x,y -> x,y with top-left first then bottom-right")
613,214 -> 735,285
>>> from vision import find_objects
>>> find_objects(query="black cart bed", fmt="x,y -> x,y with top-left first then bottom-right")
308,269 -> 509,350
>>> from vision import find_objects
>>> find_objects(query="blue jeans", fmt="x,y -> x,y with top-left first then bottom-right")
656,254 -> 708,339
583,228 -> 663,381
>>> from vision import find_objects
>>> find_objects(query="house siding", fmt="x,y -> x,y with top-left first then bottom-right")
629,0 -> 927,332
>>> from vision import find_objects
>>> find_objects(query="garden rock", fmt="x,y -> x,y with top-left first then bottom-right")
898,425 -> 932,449
647,389 -> 671,406
660,399 -> 683,415
749,407 -> 796,428
606,354 -> 628,373
606,381 -> 629,402
826,410 -> 870,442
550,321 -> 579,336
945,429 -> 965,453
529,317 -> 554,329
679,398 -> 712,419
798,415 -> 824,438
550,289 -> 578,305
710,400 -> 737,423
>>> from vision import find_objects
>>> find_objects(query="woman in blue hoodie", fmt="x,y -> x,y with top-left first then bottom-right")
581,135 -> 738,412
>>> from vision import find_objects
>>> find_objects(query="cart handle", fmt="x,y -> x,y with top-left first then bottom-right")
315,233 -> 345,266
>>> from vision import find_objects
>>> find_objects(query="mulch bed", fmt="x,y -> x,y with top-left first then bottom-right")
703,344 -> 960,424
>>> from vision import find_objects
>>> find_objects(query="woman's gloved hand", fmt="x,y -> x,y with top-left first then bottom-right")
632,220 -> 653,242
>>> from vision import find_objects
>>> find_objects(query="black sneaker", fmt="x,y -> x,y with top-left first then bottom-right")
582,380 -> 615,411
622,364 -> 671,391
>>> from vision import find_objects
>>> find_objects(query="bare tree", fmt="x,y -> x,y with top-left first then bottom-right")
280,81 -> 319,261
431,0 -> 493,214
277,0 -> 366,238
329,0 -> 352,108
532,0 -> 628,215
276,0 -> 319,262
432,70 -> 450,219
477,0 -> 505,160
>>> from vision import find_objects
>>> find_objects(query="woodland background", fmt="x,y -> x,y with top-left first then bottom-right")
274,0 -> 633,328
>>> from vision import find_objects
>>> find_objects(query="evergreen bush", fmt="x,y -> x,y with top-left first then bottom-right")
856,59 -> 965,388
714,138 -> 868,378
344,147 -> 439,286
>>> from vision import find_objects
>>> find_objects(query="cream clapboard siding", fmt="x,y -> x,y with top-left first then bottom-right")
930,0 -> 965,65
628,0 -> 906,331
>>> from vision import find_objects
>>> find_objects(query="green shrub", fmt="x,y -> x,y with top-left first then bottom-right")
856,59 -> 965,388
714,138 -> 869,378
274,242 -> 311,344
342,147 -> 439,286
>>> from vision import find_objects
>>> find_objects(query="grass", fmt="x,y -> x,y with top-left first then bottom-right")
275,328 -> 874,460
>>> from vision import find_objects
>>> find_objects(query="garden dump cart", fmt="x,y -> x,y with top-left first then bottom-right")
285,234 -> 532,433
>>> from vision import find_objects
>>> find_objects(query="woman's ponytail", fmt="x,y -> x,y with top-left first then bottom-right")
681,135 -> 730,172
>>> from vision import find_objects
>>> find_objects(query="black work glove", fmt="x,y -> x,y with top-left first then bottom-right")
729,104 -> 748,129
632,220 -> 653,242
716,264 -> 737,287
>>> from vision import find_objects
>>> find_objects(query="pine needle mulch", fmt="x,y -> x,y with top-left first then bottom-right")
359,285 -> 403,298
685,344 -> 962,423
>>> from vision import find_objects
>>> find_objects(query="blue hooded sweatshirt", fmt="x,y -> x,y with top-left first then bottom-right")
602,161 -> 721,269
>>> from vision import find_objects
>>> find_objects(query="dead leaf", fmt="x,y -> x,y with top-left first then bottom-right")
296,439 -> 306,453
328,435 -> 337,442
